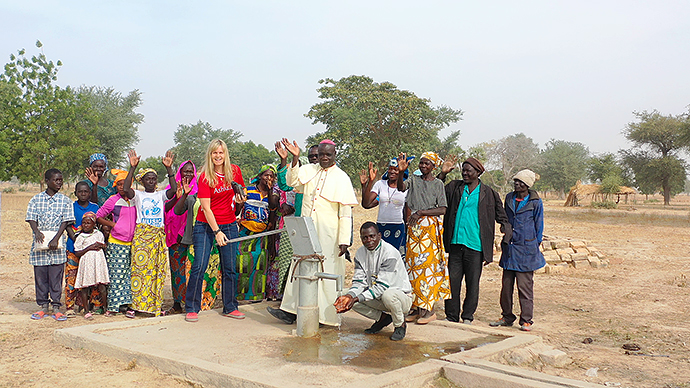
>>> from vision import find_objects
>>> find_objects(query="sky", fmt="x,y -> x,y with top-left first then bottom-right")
2,1 -> 689,159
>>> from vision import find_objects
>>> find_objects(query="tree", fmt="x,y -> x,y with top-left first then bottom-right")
538,139 -> 589,198
621,149 -> 686,201
172,121 -> 242,168
0,81 -> 20,180
0,41 -> 97,188
622,110 -> 689,205
305,75 -> 462,179
77,86 -> 143,168
230,140 -> 277,183
484,133 -> 541,194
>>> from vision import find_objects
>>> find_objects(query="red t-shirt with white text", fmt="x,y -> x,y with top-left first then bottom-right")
196,165 -> 245,225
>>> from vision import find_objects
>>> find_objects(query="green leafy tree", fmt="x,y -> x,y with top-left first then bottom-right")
1,41 -> 97,188
305,75 -> 462,179
172,121 -> 242,168
230,140 -> 277,183
0,81 -> 20,180
538,139 -> 590,198
77,86 -> 143,168
621,149 -> 686,201
622,110 -> 689,205
484,133 -> 542,194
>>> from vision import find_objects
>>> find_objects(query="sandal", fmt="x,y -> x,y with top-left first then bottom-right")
125,310 -> 136,319
104,311 -> 117,317
52,312 -> 68,321
31,311 -> 46,320
65,309 -> 77,318
84,312 -> 94,320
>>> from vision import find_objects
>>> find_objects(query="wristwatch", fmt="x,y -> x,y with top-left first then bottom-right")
213,229 -> 222,235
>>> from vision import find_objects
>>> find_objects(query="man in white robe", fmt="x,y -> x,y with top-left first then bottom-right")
268,139 -> 357,326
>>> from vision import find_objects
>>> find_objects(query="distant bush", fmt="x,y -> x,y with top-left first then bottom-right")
592,201 -> 617,209
644,199 -> 660,204
2,187 -> 16,193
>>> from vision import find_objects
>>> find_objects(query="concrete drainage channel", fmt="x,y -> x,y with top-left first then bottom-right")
54,304 -> 600,388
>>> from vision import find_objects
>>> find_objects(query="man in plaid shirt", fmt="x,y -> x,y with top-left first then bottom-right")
25,168 -> 75,321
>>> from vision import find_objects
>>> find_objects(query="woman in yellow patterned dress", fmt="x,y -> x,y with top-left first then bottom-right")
395,151 -> 450,324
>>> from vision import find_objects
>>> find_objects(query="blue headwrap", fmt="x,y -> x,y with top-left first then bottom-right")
89,153 -> 108,168
382,156 -> 415,181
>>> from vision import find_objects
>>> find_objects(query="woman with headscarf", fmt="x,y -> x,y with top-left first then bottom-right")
163,161 -> 198,313
360,159 -> 407,255
442,158 -> 511,325
490,169 -> 544,331
123,149 -> 177,317
96,168 -> 137,317
85,153 -> 118,206
396,151 -> 450,325
237,164 -> 279,301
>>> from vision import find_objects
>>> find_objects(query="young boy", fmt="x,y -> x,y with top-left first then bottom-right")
26,168 -> 75,321
64,181 -> 100,317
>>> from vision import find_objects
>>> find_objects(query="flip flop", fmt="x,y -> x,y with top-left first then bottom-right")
84,312 -> 93,320
31,311 -> 46,320
104,311 -> 116,317
52,312 -> 68,321
125,310 -> 136,319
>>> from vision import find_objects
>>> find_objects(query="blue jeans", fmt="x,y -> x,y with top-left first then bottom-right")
185,221 -> 239,314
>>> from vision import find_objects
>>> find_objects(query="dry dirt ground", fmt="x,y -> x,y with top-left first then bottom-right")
1,188 -> 690,388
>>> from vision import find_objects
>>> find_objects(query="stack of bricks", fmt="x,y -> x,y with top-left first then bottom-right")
493,235 -> 609,275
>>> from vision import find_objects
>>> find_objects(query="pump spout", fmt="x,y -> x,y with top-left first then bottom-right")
314,272 -> 343,292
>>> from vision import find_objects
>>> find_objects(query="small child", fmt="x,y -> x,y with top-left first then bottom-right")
96,169 -> 137,317
73,212 -> 110,319
123,149 -> 177,316
26,168 -> 75,321
64,181 -> 101,317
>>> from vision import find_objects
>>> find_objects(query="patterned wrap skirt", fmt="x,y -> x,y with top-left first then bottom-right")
169,245 -> 188,305
105,242 -> 132,312
237,227 -> 267,301
130,223 -> 167,315
378,222 -> 406,258
185,244 -> 222,310
65,252 -> 103,310
405,215 -> 451,311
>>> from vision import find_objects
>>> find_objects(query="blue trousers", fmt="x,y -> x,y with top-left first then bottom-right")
185,221 -> 239,314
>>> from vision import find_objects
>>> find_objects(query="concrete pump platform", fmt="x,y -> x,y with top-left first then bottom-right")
54,302 -> 601,387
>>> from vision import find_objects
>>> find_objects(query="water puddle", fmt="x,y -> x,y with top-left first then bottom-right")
279,327 -> 505,374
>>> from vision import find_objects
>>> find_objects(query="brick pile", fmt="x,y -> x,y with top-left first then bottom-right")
493,235 -> 609,274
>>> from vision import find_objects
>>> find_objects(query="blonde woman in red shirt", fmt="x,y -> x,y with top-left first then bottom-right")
185,139 -> 246,322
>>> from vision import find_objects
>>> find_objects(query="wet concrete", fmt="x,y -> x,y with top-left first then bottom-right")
54,302 -> 600,388
279,326 -> 505,374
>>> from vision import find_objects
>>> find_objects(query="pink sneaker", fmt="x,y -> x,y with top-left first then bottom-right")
185,312 -> 198,322
223,310 -> 245,319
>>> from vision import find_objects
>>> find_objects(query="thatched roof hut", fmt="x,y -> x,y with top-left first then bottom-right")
564,181 -> 637,206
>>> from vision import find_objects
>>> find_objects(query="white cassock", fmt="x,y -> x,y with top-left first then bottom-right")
280,163 -> 358,325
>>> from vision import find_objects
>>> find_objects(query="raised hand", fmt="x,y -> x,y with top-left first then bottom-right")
182,176 -> 193,195
175,180 -> 185,198
275,141 -> 289,160
162,150 -> 175,168
441,155 -> 459,174
397,152 -> 409,172
368,161 -> 378,182
128,150 -> 140,168
281,138 -> 301,156
359,168 -> 369,186
85,167 -> 99,184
